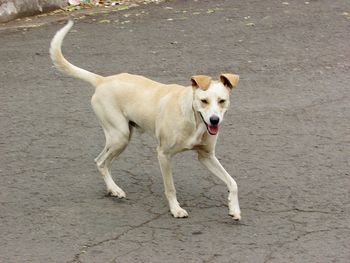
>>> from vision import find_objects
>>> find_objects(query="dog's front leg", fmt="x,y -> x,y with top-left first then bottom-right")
157,148 -> 188,218
198,152 -> 241,221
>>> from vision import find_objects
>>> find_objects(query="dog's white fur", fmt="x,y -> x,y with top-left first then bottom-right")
50,21 -> 241,220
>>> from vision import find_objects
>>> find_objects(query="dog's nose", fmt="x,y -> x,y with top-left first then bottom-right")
209,115 -> 220,126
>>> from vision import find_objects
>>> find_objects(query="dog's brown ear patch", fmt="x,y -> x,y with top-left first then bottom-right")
191,75 -> 212,90
220,73 -> 240,90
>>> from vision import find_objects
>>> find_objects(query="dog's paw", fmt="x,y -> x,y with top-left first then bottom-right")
171,207 -> 189,218
229,211 -> 241,221
107,188 -> 126,199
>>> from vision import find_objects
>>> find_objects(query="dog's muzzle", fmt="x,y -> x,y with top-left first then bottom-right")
199,112 -> 219,135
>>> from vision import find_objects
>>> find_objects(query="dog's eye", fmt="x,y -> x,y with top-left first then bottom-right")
219,99 -> 226,104
201,99 -> 209,104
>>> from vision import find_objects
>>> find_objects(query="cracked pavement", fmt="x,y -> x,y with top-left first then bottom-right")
1,0 -> 349,262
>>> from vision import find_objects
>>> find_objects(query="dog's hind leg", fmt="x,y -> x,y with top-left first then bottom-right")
92,96 -> 131,198
95,135 -> 129,198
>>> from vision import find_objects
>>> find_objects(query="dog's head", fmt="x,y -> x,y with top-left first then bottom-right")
191,73 -> 239,135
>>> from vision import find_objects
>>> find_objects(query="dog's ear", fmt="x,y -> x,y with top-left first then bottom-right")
191,75 -> 212,91
220,73 -> 240,90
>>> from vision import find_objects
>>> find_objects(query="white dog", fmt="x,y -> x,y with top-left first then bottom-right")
50,21 -> 241,220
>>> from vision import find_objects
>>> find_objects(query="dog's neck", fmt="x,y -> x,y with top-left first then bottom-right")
193,108 -> 204,128
177,87 -> 207,146
186,109 -> 207,149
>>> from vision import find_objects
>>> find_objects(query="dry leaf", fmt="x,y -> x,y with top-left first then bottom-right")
99,19 -> 111,23
116,5 -> 129,10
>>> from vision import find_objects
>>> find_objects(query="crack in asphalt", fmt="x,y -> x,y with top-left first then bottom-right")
262,227 -> 350,263
67,211 -> 168,263
244,207 -> 345,215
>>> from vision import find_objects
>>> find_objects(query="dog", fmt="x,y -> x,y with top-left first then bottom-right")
50,20 -> 241,220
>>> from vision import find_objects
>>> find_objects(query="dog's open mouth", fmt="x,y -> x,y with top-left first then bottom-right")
207,125 -> 219,135
199,112 -> 219,135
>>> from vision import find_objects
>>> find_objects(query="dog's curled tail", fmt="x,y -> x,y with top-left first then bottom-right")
50,20 -> 103,87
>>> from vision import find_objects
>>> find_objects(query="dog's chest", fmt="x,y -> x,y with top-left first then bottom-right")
183,123 -> 207,150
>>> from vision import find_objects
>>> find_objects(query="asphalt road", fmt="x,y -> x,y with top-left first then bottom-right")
1,0 -> 349,262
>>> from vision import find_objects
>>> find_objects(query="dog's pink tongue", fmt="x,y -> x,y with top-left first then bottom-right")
208,125 -> 219,135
